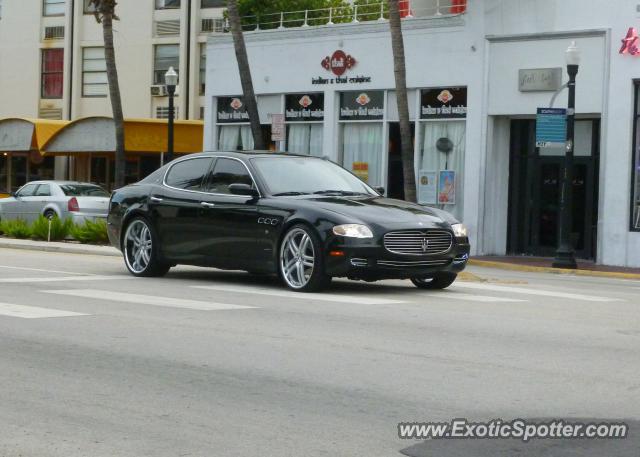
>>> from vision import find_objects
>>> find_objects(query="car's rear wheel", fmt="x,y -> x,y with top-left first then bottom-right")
123,217 -> 170,277
279,225 -> 331,292
411,272 -> 457,290
43,209 -> 56,220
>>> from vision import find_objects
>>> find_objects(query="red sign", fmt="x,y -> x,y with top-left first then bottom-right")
321,50 -> 357,76
620,27 -> 640,56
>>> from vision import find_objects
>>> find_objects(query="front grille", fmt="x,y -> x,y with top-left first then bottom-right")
377,259 -> 451,268
383,230 -> 453,256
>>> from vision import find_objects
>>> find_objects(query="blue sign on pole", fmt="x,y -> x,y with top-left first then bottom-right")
536,108 -> 567,148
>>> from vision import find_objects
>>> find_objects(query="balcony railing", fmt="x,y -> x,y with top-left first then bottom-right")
228,0 -> 467,32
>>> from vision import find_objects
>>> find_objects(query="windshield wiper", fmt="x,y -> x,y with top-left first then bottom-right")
313,190 -> 365,196
272,191 -> 309,196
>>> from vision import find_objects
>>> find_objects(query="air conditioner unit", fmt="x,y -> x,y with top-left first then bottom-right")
150,85 -> 168,97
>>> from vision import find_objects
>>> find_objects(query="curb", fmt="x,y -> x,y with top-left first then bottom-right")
0,239 -> 120,257
469,259 -> 640,281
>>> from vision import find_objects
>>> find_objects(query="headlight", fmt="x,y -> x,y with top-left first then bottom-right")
451,223 -> 468,238
332,224 -> 373,238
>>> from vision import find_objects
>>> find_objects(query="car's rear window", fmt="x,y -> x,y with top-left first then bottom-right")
60,184 -> 110,197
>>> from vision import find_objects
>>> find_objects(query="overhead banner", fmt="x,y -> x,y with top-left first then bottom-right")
217,96 -> 249,123
285,93 -> 325,122
339,91 -> 384,121
420,87 -> 467,119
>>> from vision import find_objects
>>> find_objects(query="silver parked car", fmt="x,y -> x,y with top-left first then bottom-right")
0,181 -> 110,224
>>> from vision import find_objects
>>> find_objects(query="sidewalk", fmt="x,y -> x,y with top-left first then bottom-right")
470,255 -> 640,280
0,237 -> 120,257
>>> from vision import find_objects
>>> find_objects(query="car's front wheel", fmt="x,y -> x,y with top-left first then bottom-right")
123,217 -> 170,277
279,224 -> 331,292
411,272 -> 457,290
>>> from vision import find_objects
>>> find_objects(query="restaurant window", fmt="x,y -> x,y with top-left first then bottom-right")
156,0 -> 180,9
339,91 -> 384,187
199,44 -> 206,95
82,47 -> 107,97
0,153 -> 7,194
201,0 -> 225,7
41,49 -> 64,99
43,0 -> 65,16
285,93 -> 324,157
417,87 -> 467,222
154,44 -> 179,85
632,82 -> 640,230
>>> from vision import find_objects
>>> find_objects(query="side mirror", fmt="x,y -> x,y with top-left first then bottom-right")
374,186 -> 385,196
229,183 -> 259,198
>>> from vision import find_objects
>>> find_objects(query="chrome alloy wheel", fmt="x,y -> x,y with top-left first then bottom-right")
280,228 -> 315,289
124,219 -> 153,274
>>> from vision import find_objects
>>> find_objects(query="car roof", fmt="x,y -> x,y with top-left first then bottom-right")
23,181 -> 100,186
197,150 -> 321,160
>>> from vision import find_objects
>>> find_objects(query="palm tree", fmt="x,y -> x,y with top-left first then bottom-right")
388,0 -> 416,202
90,0 -> 125,188
227,0 -> 265,150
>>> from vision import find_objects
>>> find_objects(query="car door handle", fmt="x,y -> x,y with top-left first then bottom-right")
201,202 -> 216,208
150,196 -> 164,203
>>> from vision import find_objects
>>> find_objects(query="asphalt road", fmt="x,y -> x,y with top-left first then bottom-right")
0,248 -> 638,457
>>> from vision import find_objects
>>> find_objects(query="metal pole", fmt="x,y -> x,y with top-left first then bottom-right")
167,85 -> 176,163
552,63 -> 578,269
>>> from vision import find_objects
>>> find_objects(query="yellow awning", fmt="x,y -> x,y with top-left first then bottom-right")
124,118 -> 204,154
0,118 -> 69,152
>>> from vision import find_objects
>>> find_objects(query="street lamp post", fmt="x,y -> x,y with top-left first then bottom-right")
164,66 -> 178,163
553,42 -> 580,269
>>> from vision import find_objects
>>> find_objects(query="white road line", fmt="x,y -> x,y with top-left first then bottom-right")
42,289 -> 257,311
438,292 -> 527,303
192,284 -> 406,305
0,275 -> 134,284
0,303 -> 88,319
453,282 -> 621,302
0,265 -> 96,276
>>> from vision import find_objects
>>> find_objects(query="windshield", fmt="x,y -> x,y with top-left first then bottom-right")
251,157 -> 377,196
60,184 -> 110,197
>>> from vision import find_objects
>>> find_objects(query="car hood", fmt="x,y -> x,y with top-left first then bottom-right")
301,195 -> 455,228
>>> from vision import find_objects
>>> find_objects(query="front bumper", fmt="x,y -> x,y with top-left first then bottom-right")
324,238 -> 470,280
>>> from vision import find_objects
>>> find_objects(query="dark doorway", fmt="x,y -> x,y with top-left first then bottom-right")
387,122 -> 415,200
507,119 -> 599,259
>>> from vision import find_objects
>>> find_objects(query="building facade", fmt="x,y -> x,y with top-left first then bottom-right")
0,0 -> 223,192
203,0 -> 640,267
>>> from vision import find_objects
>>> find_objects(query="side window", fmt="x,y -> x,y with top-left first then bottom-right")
165,158 -> 212,191
34,184 -> 51,197
16,184 -> 38,197
207,158 -> 253,194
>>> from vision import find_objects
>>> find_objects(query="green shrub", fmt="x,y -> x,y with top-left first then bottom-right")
0,219 -> 32,239
70,219 -> 109,244
31,215 -> 72,241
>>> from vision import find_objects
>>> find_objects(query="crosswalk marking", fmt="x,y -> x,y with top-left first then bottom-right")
0,275 -> 134,284
438,292 -> 527,303
42,289 -> 257,311
453,282 -> 621,302
0,265 -> 96,276
192,284 -> 406,305
0,303 -> 88,319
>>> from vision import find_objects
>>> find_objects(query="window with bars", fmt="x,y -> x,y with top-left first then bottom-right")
41,49 -> 64,99
199,44 -> 206,95
154,44 -> 180,85
43,0 -> 65,16
82,47 -> 107,97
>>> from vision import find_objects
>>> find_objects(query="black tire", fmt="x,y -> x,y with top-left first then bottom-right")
411,272 -> 457,290
279,224 -> 331,292
43,209 -> 57,220
122,217 -> 170,277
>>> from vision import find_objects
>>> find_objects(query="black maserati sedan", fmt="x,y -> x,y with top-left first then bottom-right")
107,151 -> 470,292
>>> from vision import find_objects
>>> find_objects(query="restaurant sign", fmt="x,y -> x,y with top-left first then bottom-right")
217,96 -> 249,123
313,49 -> 372,85
339,91 -> 384,120
285,93 -> 325,122
620,27 -> 640,55
420,88 -> 467,119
